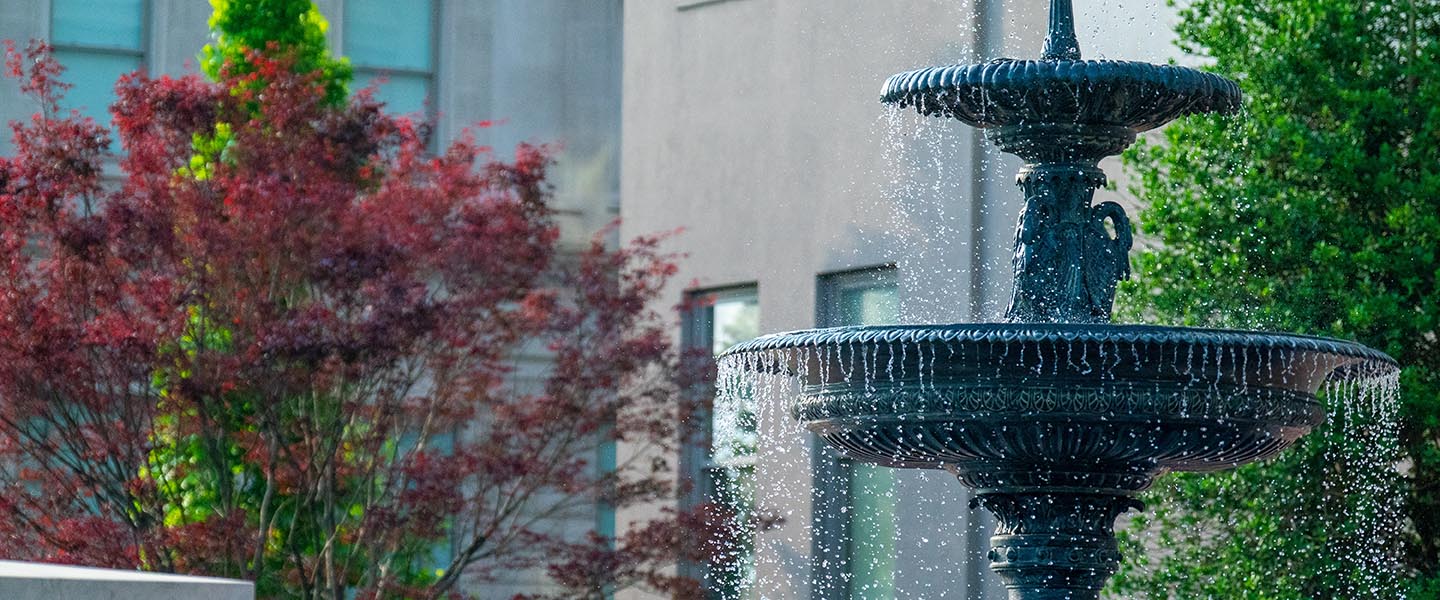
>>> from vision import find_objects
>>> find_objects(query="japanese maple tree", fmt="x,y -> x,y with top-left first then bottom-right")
0,28 -> 708,600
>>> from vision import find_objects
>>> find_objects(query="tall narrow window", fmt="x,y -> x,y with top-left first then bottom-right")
813,267 -> 900,600
682,285 -> 760,600
344,0 -> 435,117
50,0 -> 147,126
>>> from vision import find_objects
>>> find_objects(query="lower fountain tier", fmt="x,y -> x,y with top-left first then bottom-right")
719,323 -> 1397,600
722,323 -> 1393,479
804,380 -> 1320,481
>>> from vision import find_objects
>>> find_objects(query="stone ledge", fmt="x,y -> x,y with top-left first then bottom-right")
0,561 -> 253,600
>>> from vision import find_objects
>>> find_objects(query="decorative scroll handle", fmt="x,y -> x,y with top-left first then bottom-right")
1004,167 -> 1132,324
1091,201 -> 1132,257
1087,200 -> 1132,321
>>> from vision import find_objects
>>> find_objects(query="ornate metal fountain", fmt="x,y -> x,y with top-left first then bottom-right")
718,2 -> 1399,598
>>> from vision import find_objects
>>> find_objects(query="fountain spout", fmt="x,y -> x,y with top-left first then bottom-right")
1042,0 -> 1082,60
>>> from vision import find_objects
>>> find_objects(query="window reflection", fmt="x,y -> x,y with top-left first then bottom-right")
344,0 -> 435,117
50,0 -> 146,127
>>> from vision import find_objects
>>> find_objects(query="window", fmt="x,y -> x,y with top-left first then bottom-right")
343,0 -> 436,117
812,267 -> 900,600
682,285 -> 760,600
50,0 -> 147,126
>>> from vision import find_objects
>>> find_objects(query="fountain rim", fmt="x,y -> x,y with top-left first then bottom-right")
878,58 -> 1244,132
719,322 -> 1397,370
879,59 -> 1241,104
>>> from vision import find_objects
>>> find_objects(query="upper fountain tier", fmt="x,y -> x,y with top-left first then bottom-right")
881,0 -> 1240,137
880,58 -> 1241,133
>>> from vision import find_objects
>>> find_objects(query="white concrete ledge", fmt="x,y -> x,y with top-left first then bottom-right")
0,561 -> 253,600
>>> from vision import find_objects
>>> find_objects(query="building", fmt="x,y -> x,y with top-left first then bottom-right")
0,0 -> 621,256
619,1 -> 1181,598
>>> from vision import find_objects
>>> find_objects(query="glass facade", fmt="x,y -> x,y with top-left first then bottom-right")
51,0 -> 146,126
683,286 -> 760,600
344,0 -> 435,116
813,267 -> 900,600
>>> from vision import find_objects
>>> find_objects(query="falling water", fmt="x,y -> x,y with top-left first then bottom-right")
1321,369 -> 1406,598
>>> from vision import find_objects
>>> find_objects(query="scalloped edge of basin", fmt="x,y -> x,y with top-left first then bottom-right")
720,323 -> 1396,483
880,59 -> 1242,131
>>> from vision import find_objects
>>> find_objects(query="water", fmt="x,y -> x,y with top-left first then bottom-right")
870,107 -> 1016,326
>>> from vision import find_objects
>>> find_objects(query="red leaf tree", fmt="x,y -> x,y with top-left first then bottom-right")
0,39 -> 711,600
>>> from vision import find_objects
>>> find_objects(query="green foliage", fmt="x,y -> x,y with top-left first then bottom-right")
146,308 -> 241,529
192,0 -> 351,180
1111,0 -> 1440,597
201,0 -> 350,105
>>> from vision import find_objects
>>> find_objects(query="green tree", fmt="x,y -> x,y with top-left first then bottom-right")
183,0 -> 352,180
202,0 -> 350,105
1110,1 -> 1440,598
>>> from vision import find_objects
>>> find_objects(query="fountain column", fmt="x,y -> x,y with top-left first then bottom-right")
1041,0 -> 1081,60
973,492 -> 1143,599
993,124 -> 1135,324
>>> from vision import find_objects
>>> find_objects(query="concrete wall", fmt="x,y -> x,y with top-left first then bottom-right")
619,0 -> 1183,598
0,561 -> 252,600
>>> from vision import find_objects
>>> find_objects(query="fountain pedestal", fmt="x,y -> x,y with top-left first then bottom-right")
976,493 -> 1139,599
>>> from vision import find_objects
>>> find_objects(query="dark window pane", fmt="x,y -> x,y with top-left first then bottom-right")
53,49 -> 141,126
354,70 -> 431,116
52,0 -> 145,50
849,465 -> 897,600
816,268 -> 900,600
344,0 -> 432,70
839,284 -> 899,327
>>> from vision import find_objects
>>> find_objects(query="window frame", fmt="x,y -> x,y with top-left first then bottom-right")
679,283 -> 761,599
810,265 -> 899,600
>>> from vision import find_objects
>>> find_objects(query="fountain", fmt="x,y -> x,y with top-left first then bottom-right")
717,1 -> 1400,598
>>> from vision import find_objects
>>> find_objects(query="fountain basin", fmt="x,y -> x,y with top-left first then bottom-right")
881,59 -> 1242,133
720,323 -> 1396,598
726,323 -> 1392,491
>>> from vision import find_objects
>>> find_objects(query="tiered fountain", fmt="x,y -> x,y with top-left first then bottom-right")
719,1 -> 1399,598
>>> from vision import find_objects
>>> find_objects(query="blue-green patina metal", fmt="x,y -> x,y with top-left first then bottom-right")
719,2 -> 1400,599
